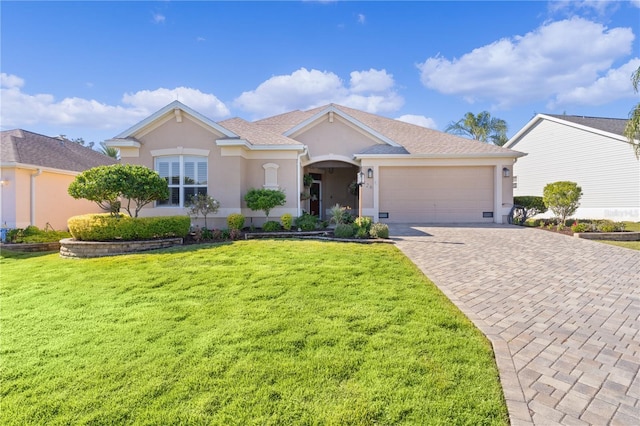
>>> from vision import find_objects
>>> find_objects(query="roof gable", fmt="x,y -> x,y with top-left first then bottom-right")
282,104 -> 402,148
115,100 -> 238,139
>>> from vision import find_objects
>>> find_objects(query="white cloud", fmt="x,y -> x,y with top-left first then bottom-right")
550,58 -> 640,107
152,13 -> 165,24
350,69 -> 394,93
396,114 -> 438,129
548,0 -> 622,16
418,18 -> 635,108
632,0 -> 640,7
122,87 -> 230,118
357,13 -> 366,24
1,73 -> 24,89
234,67 -> 403,117
0,73 -> 230,132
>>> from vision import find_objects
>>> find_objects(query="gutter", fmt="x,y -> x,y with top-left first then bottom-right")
30,168 -> 42,226
297,146 -> 309,217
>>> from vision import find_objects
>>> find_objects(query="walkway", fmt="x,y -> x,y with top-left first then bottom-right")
390,224 -> 639,426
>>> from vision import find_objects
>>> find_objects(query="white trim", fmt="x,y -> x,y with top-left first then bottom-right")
150,147 -> 210,157
216,138 -> 305,151
103,139 -> 141,148
302,154 -> 360,167
355,152 -> 525,160
0,162 -> 85,177
284,105 -> 402,148
115,100 -> 238,139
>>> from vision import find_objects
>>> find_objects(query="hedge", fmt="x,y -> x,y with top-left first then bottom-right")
68,214 -> 191,241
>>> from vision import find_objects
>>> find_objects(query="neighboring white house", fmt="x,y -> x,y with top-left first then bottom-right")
505,114 -> 639,222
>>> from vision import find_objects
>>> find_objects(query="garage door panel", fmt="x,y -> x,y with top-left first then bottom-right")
379,166 -> 494,223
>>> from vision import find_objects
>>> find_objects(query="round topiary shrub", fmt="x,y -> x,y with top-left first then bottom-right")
227,213 -> 245,230
262,221 -> 281,232
280,213 -> 293,231
369,222 -> 389,239
334,223 -> 354,238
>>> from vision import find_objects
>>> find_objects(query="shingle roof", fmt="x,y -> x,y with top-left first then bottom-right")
1,129 -> 117,172
299,104 -> 524,156
545,114 -> 627,137
217,118 -> 302,146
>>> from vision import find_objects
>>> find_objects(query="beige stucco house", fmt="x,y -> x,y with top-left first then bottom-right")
505,114 -> 639,222
1,130 -> 118,230
105,101 -> 525,227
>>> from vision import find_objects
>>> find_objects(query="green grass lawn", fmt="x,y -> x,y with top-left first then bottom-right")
1,240 -> 507,425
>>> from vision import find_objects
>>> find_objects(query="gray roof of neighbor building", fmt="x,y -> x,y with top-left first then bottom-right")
546,114 -> 628,137
1,129 -> 117,172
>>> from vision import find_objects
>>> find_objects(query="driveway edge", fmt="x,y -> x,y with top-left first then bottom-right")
433,283 -> 534,425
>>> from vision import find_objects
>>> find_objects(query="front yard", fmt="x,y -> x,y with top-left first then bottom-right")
0,240 -> 507,425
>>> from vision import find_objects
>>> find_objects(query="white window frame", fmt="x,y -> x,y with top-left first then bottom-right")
155,155 -> 208,207
263,163 -> 280,190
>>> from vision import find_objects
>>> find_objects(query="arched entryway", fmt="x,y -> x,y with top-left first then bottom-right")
302,160 -> 360,220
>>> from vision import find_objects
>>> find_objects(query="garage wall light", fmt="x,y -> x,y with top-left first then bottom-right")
502,167 -> 510,178
367,168 -> 373,179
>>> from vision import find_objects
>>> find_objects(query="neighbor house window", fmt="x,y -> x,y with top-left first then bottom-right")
155,156 -> 208,207
513,176 -> 518,189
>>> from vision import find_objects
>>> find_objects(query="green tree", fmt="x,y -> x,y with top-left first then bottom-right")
186,193 -> 220,229
68,164 -> 169,217
542,181 -> 583,228
445,111 -> 509,145
512,196 -> 547,225
99,142 -> 120,160
624,66 -> 640,159
244,188 -> 286,219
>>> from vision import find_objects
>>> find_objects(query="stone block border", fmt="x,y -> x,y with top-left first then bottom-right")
59,238 -> 183,258
0,242 -> 61,253
573,231 -> 640,241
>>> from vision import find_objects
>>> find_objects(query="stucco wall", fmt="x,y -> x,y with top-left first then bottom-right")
0,167 -> 105,230
295,116 -> 380,158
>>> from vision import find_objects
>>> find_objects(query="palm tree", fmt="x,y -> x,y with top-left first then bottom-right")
99,142 -> 120,160
624,66 -> 640,159
445,111 -> 509,146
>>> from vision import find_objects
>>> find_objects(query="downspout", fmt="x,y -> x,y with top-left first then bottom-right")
296,146 -> 308,217
30,168 -> 42,226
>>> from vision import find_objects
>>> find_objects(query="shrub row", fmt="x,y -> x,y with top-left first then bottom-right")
5,225 -> 71,243
525,218 -> 626,233
333,218 -> 389,239
68,214 -> 191,241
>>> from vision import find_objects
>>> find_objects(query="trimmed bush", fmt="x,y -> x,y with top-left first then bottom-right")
262,221 -> 281,232
571,223 -> 589,233
227,213 -> 245,230
354,217 -> 372,235
369,222 -> 389,239
334,223 -> 354,238
294,213 -> 318,231
513,196 -> 547,225
6,226 -> 71,243
68,214 -> 190,241
280,213 -> 292,231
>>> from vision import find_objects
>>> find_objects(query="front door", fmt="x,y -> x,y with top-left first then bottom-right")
309,180 -> 321,217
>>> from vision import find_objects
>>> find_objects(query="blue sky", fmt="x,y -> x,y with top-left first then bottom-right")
2,0 -> 639,145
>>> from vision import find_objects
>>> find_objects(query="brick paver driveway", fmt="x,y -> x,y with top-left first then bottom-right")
390,224 -> 639,426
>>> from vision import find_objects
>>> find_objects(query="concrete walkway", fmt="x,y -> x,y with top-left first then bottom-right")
390,224 -> 639,426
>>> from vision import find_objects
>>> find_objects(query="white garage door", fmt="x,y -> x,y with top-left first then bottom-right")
379,166 -> 494,223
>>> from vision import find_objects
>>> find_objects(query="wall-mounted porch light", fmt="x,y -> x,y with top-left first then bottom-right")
367,168 -> 373,179
502,167 -> 510,178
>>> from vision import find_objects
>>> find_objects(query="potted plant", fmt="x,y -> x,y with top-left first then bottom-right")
303,173 -> 313,187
